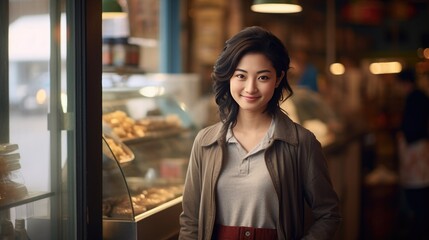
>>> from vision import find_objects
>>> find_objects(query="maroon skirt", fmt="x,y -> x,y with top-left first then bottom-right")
212,224 -> 278,240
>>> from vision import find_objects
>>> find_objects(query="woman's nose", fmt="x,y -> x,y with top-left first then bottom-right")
245,79 -> 257,93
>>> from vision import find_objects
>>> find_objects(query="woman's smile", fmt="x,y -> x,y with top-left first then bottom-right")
241,94 -> 260,101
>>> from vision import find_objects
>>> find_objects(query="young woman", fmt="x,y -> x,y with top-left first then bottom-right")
179,26 -> 341,240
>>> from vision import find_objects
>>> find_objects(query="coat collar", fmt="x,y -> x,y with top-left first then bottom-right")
201,109 -> 299,147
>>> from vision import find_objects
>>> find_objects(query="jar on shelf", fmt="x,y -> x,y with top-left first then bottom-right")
112,37 -> 128,67
102,38 -> 113,66
14,219 -> 31,240
126,43 -> 140,67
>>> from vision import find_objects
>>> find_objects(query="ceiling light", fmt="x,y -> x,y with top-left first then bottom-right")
251,0 -> 302,14
330,63 -> 345,75
369,61 -> 402,75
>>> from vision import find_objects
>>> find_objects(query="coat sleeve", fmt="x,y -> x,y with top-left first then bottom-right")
302,133 -> 342,240
179,133 -> 203,240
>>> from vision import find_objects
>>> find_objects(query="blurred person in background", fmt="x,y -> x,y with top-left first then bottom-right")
396,68 -> 429,240
288,32 -> 319,93
293,49 -> 319,92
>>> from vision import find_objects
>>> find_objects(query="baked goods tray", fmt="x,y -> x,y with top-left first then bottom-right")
103,134 -> 135,164
121,128 -> 188,145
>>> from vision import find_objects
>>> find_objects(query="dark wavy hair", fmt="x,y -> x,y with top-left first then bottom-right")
212,26 -> 293,130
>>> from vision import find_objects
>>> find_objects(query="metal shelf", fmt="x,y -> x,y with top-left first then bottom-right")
0,191 -> 53,211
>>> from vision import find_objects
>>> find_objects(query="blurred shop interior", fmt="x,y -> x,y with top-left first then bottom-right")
5,0 -> 429,239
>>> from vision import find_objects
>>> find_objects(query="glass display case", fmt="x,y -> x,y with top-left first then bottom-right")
102,86 -> 198,240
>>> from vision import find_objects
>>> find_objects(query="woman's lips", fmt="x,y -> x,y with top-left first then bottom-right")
241,95 -> 260,101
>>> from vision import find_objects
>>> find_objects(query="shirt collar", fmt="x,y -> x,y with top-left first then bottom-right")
225,118 -> 275,144
201,109 -> 299,147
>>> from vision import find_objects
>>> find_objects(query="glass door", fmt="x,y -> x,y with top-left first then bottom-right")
0,0 -> 101,239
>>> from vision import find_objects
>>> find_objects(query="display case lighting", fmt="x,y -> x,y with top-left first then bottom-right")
139,86 -> 165,97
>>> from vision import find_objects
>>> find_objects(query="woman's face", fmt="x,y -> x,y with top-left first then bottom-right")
230,53 -> 282,114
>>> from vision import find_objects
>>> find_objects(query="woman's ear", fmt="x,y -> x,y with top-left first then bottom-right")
276,71 -> 285,87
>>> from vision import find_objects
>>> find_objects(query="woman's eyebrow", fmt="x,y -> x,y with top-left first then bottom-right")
235,68 -> 247,73
235,68 -> 272,74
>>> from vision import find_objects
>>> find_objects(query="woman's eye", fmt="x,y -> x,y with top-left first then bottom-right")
235,74 -> 245,79
258,75 -> 269,81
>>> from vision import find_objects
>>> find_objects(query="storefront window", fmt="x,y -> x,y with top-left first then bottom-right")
0,0 -> 83,239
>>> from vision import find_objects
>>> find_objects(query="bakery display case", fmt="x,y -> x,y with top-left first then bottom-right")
102,87 -> 197,240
